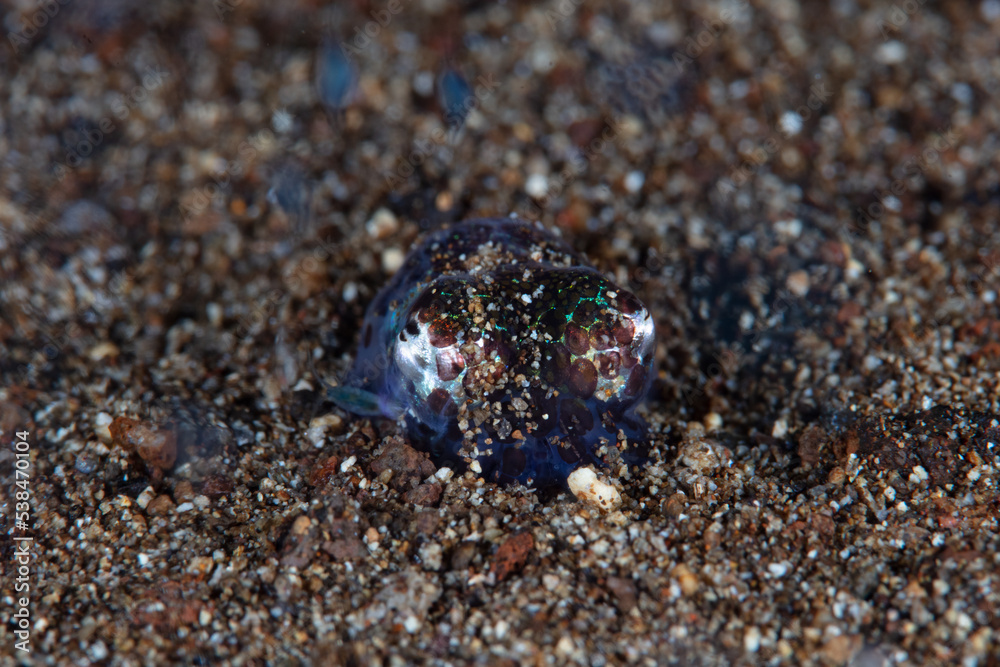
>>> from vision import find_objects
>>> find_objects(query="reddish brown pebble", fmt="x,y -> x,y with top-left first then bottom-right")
491,532 -> 534,582
109,416 -> 178,470
281,515 -> 317,569
0,402 -> 33,439
402,483 -> 442,506
412,511 -> 441,534
130,584 -> 208,632
369,437 -> 436,491
323,537 -> 368,562
605,576 -> 638,613
200,474 -> 235,497
971,341 -> 1000,363
660,493 -> 687,518
309,455 -> 342,487
819,240 -> 849,267
567,118 -> 605,147
796,424 -> 826,466
836,301 -> 865,325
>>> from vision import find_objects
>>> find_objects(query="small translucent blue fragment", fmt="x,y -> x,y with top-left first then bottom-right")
266,163 -> 313,231
438,68 -> 473,129
315,41 -> 357,112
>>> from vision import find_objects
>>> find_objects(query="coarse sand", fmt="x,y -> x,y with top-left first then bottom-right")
1,1 -> 999,665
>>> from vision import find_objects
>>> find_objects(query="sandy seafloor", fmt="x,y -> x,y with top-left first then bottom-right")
1,0 -> 1000,664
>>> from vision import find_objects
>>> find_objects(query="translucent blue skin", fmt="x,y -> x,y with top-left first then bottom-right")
329,218 -> 656,488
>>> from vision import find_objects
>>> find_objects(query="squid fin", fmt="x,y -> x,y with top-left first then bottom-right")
325,386 -> 386,417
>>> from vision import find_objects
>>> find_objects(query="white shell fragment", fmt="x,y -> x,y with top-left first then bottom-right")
567,467 -> 621,510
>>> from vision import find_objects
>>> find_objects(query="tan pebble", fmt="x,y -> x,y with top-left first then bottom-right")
845,258 -> 864,281
786,270 -> 810,297
827,467 -> 846,485
94,412 -> 113,444
555,636 -> 575,656
606,511 -> 629,527
661,493 -> 687,517
283,256 -> 327,297
366,208 -> 399,239
704,412 -> 722,432
130,514 -> 147,533
174,480 -> 195,503
821,635 -> 858,663
780,146 -> 803,171
308,413 -> 344,435
435,191 -> 453,211
88,341 -> 120,361
147,495 -> 175,516
187,556 -> 214,574
672,563 -> 699,596
685,421 -> 707,437
679,439 -> 732,473
904,580 -> 926,598
382,248 -> 405,274
135,486 -> 156,511
969,627 -> 993,655
262,376 -> 282,403
291,515 -> 312,536
513,122 -> 534,143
